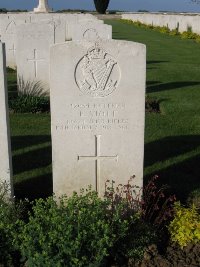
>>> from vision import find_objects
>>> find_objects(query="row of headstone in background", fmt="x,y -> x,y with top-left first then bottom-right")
122,13 -> 200,34
0,13 -> 111,93
16,20 -> 111,92
0,12 -> 146,198
0,13 -> 102,68
0,41 -> 13,195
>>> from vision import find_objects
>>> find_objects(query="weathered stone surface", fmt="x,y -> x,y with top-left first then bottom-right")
0,13 -> 100,67
0,42 -> 13,194
16,23 -> 55,93
71,22 -> 112,41
0,15 -> 28,68
50,40 -> 146,198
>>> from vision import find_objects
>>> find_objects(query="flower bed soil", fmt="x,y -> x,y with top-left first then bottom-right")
128,243 -> 200,267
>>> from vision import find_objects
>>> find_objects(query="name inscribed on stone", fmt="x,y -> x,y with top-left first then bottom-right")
55,102 -> 129,131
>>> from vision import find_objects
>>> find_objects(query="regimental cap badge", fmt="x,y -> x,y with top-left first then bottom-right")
75,43 -> 120,98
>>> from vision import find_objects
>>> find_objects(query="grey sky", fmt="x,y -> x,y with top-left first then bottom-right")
0,0 -> 200,12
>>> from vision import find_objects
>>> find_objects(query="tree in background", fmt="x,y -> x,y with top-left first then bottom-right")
93,0 -> 110,14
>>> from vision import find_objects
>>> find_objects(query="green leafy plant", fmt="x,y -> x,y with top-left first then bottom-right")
168,202 -> 200,248
158,26 -> 170,34
121,19 -> 200,43
181,30 -> 198,39
169,29 -> 180,36
9,76 -> 50,113
14,178 -> 165,266
15,189 -> 115,267
0,181 -> 24,266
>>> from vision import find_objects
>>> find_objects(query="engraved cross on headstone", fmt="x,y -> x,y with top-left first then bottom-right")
78,135 -> 118,193
27,49 -> 45,78
9,44 -> 16,57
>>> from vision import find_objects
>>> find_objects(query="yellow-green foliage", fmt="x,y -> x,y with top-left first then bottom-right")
168,202 -> 200,248
121,19 -> 200,43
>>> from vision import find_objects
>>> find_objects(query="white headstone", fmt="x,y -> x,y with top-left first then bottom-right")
16,23 -> 55,93
50,40 -> 146,198
0,15 -> 30,68
71,22 -> 112,41
34,0 -> 51,13
0,42 -> 13,195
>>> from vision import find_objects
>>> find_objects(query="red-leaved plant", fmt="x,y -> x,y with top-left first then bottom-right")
104,175 -> 176,229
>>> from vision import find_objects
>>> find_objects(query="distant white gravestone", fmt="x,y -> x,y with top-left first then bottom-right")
50,40 -> 146,198
16,23 -> 55,93
70,22 -> 112,41
0,16 -> 28,68
0,42 -> 13,195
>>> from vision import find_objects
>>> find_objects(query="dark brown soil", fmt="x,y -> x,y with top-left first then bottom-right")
145,98 -> 160,113
128,243 -> 200,267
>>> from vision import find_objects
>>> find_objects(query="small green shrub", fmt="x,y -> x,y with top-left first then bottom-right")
195,36 -> 200,43
168,202 -> 200,248
121,19 -> 200,43
181,31 -> 198,39
158,26 -> 170,34
14,180 -> 160,266
0,181 -> 24,266
15,189 -> 123,267
169,29 -> 180,36
9,95 -> 50,113
9,76 -> 50,113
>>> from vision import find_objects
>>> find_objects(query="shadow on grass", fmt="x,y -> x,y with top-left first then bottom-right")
146,81 -> 161,86
14,173 -> 52,200
144,135 -> 200,202
12,135 -> 52,200
147,60 -> 168,64
12,146 -> 52,175
144,135 -> 200,167
11,135 -> 51,151
147,81 -> 200,93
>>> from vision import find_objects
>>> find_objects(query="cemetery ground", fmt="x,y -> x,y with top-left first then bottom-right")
4,19 -> 200,266
8,19 -> 200,203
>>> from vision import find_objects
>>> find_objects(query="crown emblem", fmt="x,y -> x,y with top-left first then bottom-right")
87,45 -> 106,60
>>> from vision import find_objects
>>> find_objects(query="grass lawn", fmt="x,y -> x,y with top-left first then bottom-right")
8,20 -> 200,201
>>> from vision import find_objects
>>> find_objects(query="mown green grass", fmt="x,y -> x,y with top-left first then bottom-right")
8,20 -> 200,201
106,20 -> 200,201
